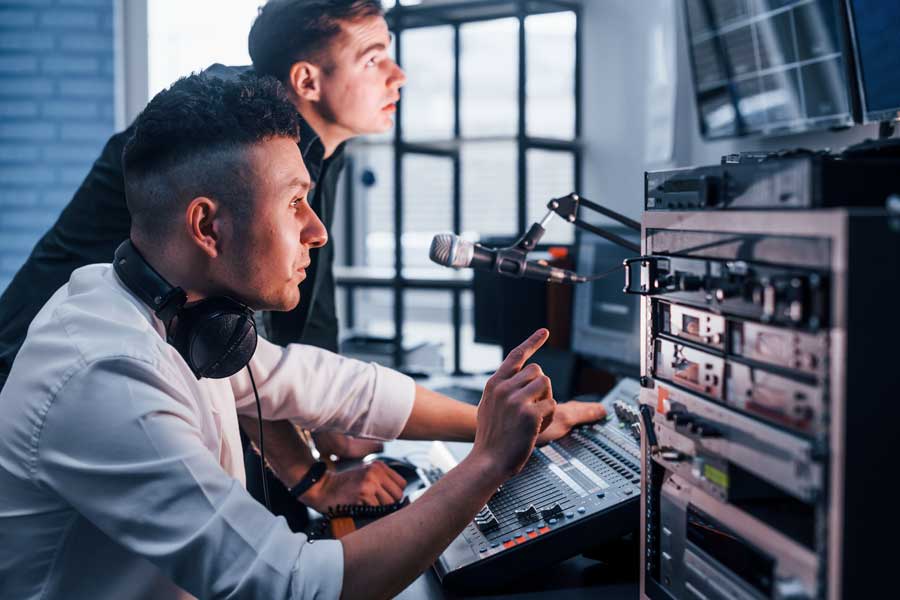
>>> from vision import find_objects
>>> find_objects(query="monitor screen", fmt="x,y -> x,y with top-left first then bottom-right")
846,0 -> 900,122
571,228 -> 641,372
684,0 -> 854,138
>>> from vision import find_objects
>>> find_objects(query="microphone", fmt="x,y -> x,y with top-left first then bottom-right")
429,233 -> 586,284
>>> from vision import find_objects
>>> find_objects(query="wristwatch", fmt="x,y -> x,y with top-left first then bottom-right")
288,461 -> 328,499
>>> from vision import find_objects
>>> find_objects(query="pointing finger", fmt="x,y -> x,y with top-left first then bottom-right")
495,328 -> 549,379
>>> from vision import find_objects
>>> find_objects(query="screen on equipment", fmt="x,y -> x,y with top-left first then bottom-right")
846,0 -> 900,122
684,0 -> 853,138
571,227 -> 640,372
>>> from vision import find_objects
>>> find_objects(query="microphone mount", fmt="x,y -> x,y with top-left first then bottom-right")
430,193 -> 641,286
499,192 -> 641,279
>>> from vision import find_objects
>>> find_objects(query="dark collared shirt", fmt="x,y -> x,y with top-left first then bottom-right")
0,65 -> 343,390
264,106 -> 344,353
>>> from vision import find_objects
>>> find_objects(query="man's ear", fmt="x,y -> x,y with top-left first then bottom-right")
288,61 -> 321,102
185,196 -> 221,258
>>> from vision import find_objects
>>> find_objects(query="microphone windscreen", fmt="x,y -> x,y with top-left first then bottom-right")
429,233 -> 455,267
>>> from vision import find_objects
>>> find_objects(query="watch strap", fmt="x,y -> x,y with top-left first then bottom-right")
288,460 -> 328,499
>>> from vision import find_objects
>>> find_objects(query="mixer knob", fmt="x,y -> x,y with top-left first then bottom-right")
631,422 -> 642,439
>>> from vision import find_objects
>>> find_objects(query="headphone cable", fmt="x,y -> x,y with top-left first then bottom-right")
246,365 -> 271,511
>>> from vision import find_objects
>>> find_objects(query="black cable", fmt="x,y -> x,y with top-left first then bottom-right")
583,263 -> 627,282
246,365 -> 270,511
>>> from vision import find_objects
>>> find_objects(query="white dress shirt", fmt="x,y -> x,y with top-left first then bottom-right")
0,264 -> 415,600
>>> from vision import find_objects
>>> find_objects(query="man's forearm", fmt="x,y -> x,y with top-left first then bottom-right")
398,385 -> 477,442
340,453 -> 504,600
237,416 -> 313,488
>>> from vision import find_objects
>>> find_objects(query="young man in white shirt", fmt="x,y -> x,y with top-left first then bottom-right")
0,0 -> 600,519
0,72 -> 603,599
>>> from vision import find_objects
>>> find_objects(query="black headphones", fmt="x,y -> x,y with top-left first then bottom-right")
113,240 -> 258,380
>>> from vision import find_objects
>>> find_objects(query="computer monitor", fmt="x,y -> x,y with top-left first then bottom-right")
571,227 -> 641,373
845,0 -> 900,122
684,0 -> 854,139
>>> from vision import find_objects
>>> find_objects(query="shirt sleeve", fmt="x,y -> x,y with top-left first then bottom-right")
36,356 -> 344,600
231,337 -> 415,441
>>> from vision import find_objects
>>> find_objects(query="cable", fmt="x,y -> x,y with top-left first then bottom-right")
583,263 -> 627,282
246,365 -> 270,511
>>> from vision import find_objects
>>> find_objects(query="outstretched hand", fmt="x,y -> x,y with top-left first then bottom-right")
536,400 -> 607,445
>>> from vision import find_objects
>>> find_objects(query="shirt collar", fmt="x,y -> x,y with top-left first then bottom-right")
297,116 -> 321,159
297,117 -> 346,182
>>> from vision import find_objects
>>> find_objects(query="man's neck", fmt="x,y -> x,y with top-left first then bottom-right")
132,237 -> 210,305
295,103 -> 352,160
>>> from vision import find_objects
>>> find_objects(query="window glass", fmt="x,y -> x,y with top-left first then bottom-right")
352,145 -> 395,268
401,26 -> 454,141
527,149 -> 575,244
461,141 -> 518,240
526,12 -> 576,139
148,0 -> 258,98
460,18 -> 518,137
402,154 -> 453,267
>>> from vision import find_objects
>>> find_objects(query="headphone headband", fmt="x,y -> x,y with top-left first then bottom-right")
113,240 -> 257,379
114,241 -> 187,326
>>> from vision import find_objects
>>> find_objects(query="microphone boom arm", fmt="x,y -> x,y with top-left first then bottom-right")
549,193 -> 641,232
539,193 -> 641,254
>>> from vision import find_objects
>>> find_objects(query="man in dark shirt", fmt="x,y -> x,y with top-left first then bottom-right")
0,0 -> 405,518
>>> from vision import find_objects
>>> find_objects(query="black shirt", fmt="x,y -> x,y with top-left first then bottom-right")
0,65 -> 343,390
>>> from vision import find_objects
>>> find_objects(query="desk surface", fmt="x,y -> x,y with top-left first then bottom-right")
382,440 -> 640,599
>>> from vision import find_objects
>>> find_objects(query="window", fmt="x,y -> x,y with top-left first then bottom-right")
341,1 -> 581,374
147,1 -> 257,99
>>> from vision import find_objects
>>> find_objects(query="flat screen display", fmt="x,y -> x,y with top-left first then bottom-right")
571,227 -> 641,371
684,0 -> 854,138
846,0 -> 900,122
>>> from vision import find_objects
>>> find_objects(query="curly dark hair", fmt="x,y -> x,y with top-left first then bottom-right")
249,0 -> 384,83
122,73 -> 301,239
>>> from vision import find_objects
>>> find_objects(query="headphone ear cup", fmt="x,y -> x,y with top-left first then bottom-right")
173,299 -> 258,379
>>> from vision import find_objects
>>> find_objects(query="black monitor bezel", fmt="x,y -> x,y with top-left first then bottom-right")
683,0 -> 857,140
